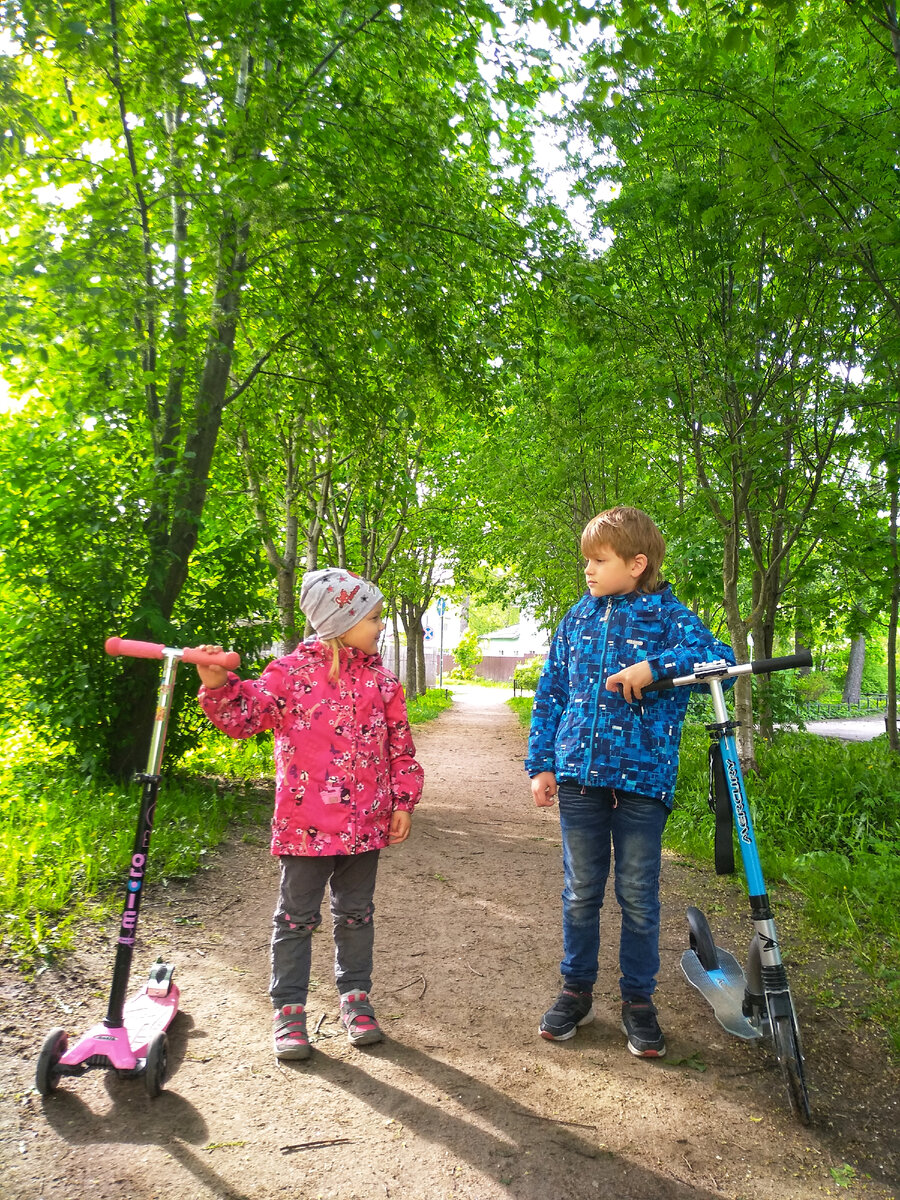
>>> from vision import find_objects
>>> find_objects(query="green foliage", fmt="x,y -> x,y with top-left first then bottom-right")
181,732 -> 276,781
508,695 -> 536,728
0,682 -> 451,973
670,726 -> 900,1042
0,732 -> 265,971
513,655 -> 546,691
467,599 -> 520,637
0,397 -> 278,771
672,727 -> 900,858
0,0 -> 565,771
451,629 -> 484,680
405,687 -> 454,724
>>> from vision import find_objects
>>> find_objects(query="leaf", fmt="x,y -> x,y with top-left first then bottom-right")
663,1051 -> 707,1072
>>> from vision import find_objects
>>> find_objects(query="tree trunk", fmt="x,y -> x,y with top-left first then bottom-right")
886,385 -> 900,753
391,606 -> 402,678
794,630 -> 813,675
751,566 -> 781,742
721,527 -> 756,770
415,627 -> 427,697
107,216 -> 250,778
842,636 -> 866,705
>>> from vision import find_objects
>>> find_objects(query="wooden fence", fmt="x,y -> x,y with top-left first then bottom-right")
388,650 -> 532,688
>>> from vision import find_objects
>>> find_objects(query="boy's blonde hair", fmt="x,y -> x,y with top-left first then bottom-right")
580,506 -> 666,592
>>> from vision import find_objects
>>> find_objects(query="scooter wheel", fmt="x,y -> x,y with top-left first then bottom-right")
773,1013 -> 812,1125
686,906 -> 719,971
145,1031 -> 169,1098
36,1027 -> 68,1096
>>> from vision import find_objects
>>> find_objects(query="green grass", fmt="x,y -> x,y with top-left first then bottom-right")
0,753 -> 264,971
407,687 -> 455,723
509,695 -> 535,727
510,696 -> 900,1050
670,725 -> 900,1049
0,688 -> 452,974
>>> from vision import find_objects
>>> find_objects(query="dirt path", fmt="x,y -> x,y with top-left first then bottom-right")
1,687 -> 898,1200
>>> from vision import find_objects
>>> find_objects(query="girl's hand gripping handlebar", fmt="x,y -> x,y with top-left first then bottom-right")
105,637 -> 240,671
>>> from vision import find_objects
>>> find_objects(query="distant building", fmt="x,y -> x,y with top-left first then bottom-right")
477,613 -> 549,658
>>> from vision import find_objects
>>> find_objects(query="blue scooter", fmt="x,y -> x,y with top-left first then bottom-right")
652,652 -> 813,1124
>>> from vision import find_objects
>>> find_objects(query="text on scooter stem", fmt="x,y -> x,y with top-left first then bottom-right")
726,758 -> 752,844
117,852 -> 146,941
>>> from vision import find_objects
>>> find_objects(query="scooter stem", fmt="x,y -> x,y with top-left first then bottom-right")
104,651 -> 180,1028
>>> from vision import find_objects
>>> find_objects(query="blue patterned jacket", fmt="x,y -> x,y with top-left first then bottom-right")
525,585 -> 734,807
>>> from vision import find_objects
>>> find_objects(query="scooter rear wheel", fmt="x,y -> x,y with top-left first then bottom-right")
773,1013 -> 811,1125
686,906 -> 718,971
36,1027 -> 68,1096
145,1031 -> 169,1098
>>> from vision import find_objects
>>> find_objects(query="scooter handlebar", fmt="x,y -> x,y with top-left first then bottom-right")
749,651 -> 813,675
105,637 -> 240,670
648,648 -> 812,690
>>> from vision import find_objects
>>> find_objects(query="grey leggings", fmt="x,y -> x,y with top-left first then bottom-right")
270,851 -> 380,1009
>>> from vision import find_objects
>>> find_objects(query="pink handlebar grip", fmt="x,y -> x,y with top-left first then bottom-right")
105,637 -> 240,670
180,645 -> 241,670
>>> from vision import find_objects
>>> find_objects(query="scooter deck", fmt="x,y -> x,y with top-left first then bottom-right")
681,947 -> 762,1041
59,982 -> 180,1071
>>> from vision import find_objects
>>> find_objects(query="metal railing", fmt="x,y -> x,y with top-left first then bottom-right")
800,693 -> 888,720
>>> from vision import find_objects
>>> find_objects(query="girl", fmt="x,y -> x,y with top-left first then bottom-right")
195,567 -> 424,1060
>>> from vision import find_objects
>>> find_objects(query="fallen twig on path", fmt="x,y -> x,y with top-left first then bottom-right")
280,1138 -> 353,1154
313,1012 -> 327,1035
390,973 -> 427,999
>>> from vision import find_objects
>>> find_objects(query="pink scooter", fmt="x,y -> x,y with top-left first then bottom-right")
35,638 -> 239,1099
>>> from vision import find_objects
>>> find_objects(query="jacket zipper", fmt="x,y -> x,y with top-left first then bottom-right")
585,597 -> 614,778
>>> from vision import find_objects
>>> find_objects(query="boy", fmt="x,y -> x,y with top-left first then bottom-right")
526,506 -> 734,1057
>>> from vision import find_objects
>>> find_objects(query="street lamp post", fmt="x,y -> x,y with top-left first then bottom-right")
436,597 -> 447,687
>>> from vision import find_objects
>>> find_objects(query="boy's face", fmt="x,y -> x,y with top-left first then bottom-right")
583,545 -> 647,598
340,603 -> 385,655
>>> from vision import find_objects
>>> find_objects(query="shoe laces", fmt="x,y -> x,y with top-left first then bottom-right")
624,1001 -> 659,1032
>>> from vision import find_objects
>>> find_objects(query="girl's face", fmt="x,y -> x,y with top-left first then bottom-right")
340,603 -> 385,655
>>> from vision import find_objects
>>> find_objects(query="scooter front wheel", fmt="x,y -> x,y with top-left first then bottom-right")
36,1027 -> 68,1096
145,1031 -> 169,1098
686,906 -> 718,971
772,1013 -> 811,1125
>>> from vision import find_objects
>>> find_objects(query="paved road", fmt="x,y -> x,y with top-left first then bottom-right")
805,715 -> 889,742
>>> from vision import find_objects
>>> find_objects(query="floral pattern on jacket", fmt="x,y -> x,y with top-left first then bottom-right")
198,642 -> 423,856
525,585 -> 734,806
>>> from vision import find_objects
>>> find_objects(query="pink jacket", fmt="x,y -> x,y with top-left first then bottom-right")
198,642 -> 424,857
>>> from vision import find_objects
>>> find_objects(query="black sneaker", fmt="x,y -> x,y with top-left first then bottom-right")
621,999 -> 666,1057
539,988 -> 595,1041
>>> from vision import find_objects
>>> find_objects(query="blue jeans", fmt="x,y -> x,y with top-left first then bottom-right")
557,781 -> 669,1000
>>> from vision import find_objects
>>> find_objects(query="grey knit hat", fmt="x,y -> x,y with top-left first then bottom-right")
299,567 -> 384,640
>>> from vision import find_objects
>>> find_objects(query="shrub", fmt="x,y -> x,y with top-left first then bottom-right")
451,630 -> 483,680
513,656 -> 546,691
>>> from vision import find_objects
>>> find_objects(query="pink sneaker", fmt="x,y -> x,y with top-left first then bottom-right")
273,1004 -> 311,1060
339,990 -> 383,1046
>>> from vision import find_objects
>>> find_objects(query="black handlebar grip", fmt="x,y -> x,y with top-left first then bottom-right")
750,650 -> 813,675
648,676 -> 674,691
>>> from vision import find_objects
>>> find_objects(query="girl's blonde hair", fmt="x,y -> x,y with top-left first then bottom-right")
580,506 -> 666,592
320,637 -> 344,682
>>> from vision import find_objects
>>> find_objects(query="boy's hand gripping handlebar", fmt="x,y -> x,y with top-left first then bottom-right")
105,637 -> 240,671
648,650 -> 812,691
